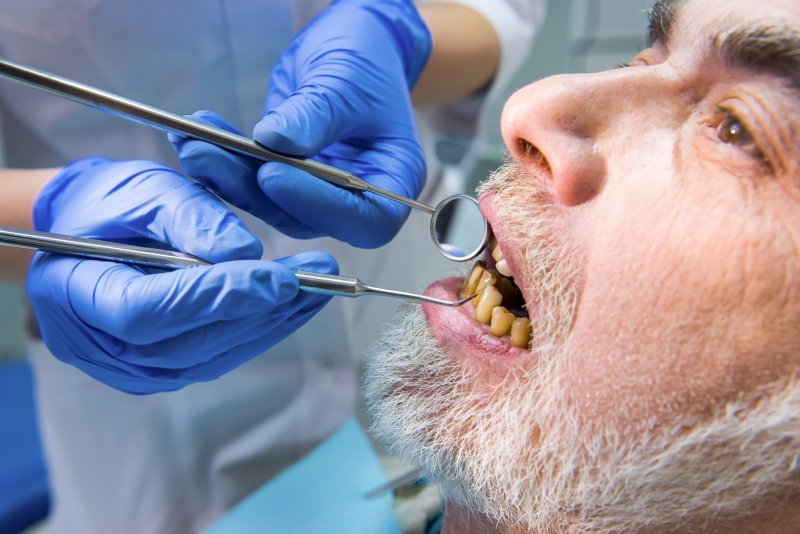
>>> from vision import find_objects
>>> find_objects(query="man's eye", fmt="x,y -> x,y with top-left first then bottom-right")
714,112 -> 771,170
717,115 -> 754,147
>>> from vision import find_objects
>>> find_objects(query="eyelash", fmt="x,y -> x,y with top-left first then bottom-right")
616,60 -> 645,69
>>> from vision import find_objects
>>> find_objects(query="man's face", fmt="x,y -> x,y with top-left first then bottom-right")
366,0 -> 800,531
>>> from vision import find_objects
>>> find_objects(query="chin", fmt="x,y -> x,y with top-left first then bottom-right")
364,181 -> 800,532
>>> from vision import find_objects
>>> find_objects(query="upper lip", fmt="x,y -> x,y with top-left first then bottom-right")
478,192 -> 533,320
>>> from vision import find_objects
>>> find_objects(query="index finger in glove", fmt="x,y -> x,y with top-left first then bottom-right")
170,111 -> 325,239
169,110 -> 264,201
30,255 -> 304,345
48,161 -> 264,264
257,139 -> 425,248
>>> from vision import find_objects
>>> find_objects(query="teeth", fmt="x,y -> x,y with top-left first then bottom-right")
510,317 -> 532,349
495,259 -> 512,278
476,270 -> 496,293
475,285 -> 502,324
492,244 -> 513,278
460,261 -> 486,298
472,270 -> 497,308
491,243 -> 503,261
490,306 -> 515,337
462,258 -> 532,350
492,271 -> 525,309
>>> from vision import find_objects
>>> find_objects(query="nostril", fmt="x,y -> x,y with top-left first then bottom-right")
517,138 -> 551,174
517,137 -> 534,157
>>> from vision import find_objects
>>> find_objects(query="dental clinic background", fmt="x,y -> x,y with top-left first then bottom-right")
0,1 -> 653,360
1,0 -> 652,532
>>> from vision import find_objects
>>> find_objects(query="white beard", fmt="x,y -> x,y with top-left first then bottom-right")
364,167 -> 800,533
365,305 -> 800,532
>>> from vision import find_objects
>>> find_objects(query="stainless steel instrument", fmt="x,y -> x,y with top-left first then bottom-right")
0,226 -> 476,307
0,58 -> 490,262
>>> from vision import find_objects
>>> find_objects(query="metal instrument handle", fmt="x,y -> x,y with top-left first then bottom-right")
0,226 -> 207,269
292,271 -> 367,298
0,226 -> 474,306
291,270 -> 476,306
0,58 -> 435,214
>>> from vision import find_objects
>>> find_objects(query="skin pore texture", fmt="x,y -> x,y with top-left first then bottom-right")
365,0 -> 800,532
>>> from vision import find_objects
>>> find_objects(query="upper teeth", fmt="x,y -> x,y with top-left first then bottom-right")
476,285 -> 502,324
492,244 -> 513,277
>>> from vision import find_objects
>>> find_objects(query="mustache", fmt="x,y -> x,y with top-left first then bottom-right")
478,160 -> 583,353
367,160 -> 800,531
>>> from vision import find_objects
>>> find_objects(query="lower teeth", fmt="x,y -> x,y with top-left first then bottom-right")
460,261 -> 531,348
476,285 -> 502,324
490,306 -> 515,336
510,317 -> 532,348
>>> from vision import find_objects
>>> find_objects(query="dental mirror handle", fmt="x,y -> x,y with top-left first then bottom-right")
0,58 -> 435,216
0,226 -> 472,307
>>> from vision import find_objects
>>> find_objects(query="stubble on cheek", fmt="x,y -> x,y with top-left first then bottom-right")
479,162 -> 584,359
368,150 -> 800,532
365,162 -> 591,520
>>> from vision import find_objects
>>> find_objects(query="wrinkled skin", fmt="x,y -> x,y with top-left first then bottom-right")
366,0 -> 800,532
499,0 -> 800,437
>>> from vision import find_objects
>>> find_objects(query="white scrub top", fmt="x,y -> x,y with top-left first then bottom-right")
0,1 -> 543,532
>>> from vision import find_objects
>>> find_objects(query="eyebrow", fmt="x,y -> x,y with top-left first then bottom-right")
715,24 -> 800,90
647,0 -> 682,47
647,0 -> 800,90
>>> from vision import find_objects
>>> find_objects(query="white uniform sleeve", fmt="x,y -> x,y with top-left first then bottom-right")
416,0 -> 545,103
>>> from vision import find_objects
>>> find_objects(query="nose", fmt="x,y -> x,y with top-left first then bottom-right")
501,69 -> 652,207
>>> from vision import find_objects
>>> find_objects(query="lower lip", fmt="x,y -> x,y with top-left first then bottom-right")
422,277 -> 530,362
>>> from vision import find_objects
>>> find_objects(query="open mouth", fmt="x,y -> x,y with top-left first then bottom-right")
422,222 -> 533,360
459,237 -> 531,349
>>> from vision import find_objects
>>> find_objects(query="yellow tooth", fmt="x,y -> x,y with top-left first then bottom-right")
495,259 -> 512,278
476,270 -> 496,292
476,285 -> 502,324
460,261 -> 486,298
472,271 -> 497,308
510,317 -> 532,348
492,243 -> 504,262
490,306 -> 515,337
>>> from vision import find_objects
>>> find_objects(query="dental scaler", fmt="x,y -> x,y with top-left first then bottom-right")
0,226 -> 476,307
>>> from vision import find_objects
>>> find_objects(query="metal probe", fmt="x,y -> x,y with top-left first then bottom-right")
0,58 -> 493,263
0,226 -> 475,307
0,58 -> 435,216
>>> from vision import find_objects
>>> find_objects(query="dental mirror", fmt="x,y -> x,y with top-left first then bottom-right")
0,57 -> 491,262
429,194 -> 490,262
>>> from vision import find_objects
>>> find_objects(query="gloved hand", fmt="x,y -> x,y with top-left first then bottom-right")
171,0 -> 432,248
27,157 -> 337,394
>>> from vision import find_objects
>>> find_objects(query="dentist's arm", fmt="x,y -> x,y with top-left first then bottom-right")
412,2 -> 501,106
0,168 -> 55,279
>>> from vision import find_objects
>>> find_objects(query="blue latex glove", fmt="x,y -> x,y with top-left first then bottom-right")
171,0 -> 431,248
26,157 -> 337,394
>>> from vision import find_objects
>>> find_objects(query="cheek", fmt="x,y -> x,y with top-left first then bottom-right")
555,170 -> 800,434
